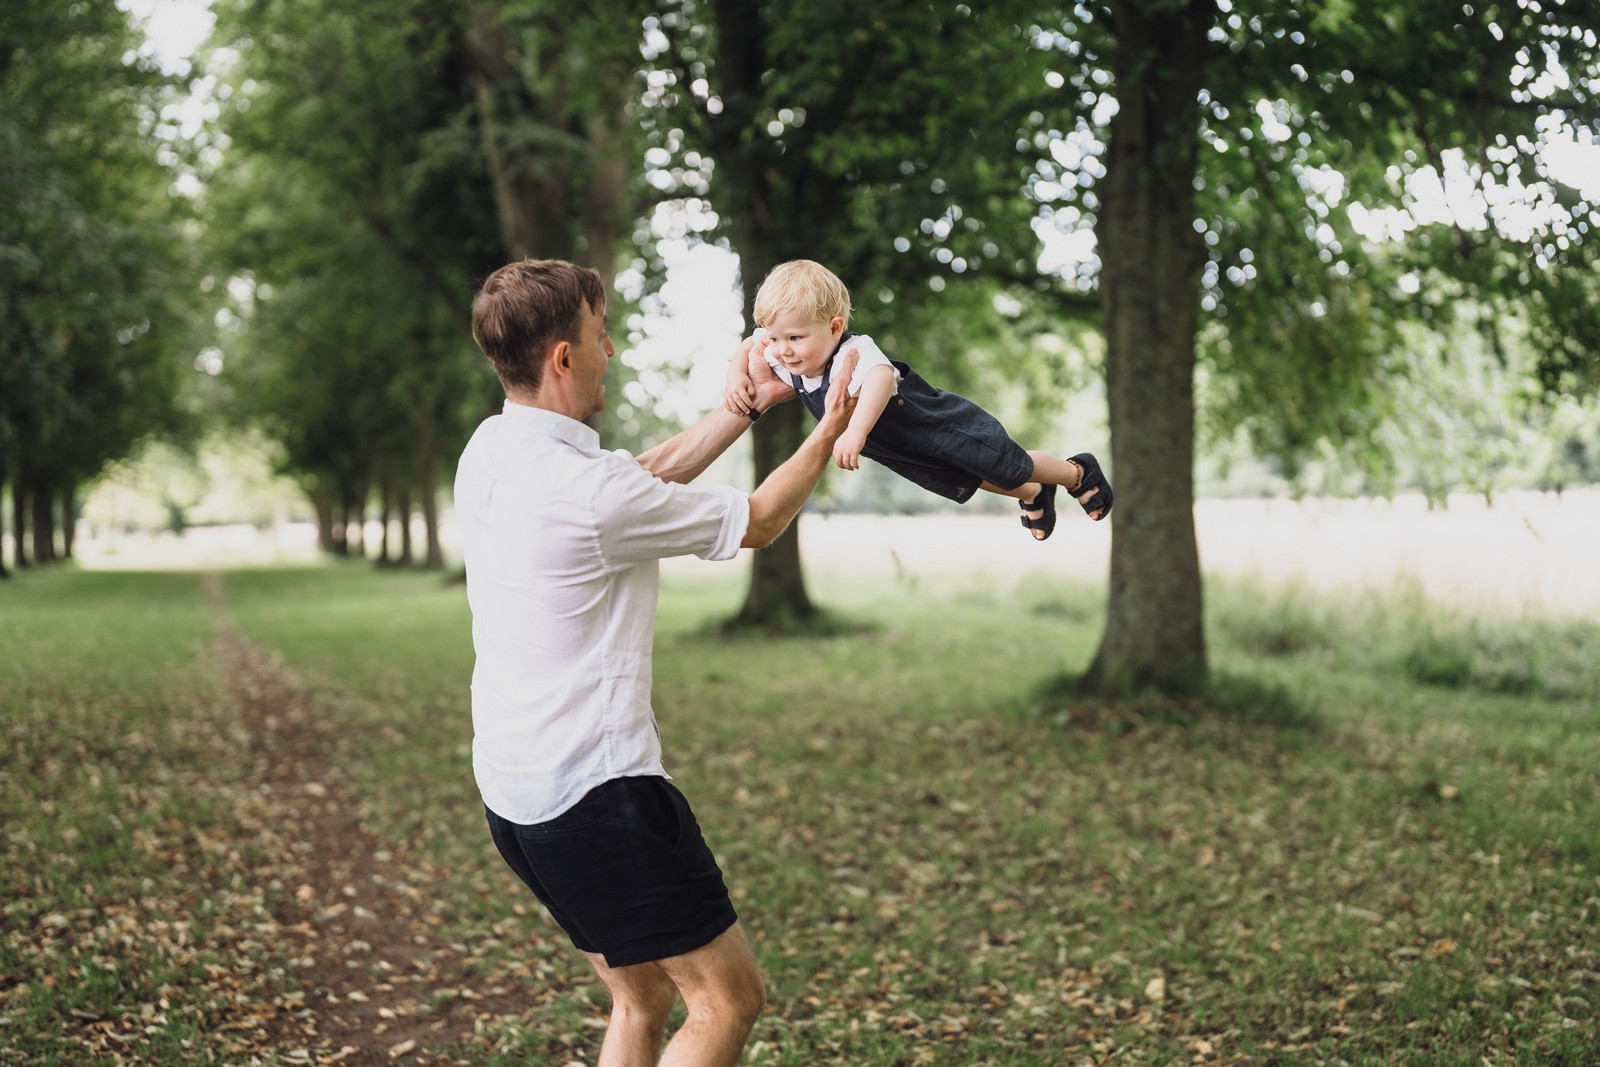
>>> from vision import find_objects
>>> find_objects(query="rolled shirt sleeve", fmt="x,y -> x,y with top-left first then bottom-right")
596,452 -> 750,567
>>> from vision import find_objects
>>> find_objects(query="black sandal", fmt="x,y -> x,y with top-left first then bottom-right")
1018,482 -> 1058,541
1069,452 -> 1112,520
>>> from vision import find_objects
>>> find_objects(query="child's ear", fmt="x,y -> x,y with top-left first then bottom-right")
829,316 -> 846,339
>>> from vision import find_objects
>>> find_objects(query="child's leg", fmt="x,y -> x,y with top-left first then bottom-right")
979,450 -> 1107,536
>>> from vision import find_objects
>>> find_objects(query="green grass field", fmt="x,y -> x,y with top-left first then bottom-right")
2,563 -> 1596,1065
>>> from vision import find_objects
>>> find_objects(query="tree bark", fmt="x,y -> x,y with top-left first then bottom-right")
1080,0 -> 1211,696
31,475 -> 56,564
345,493 -> 365,559
398,483 -> 415,566
60,484 -> 77,560
729,250 -> 815,624
309,488 -> 337,554
12,476 -> 29,568
377,477 -> 394,566
418,473 -> 443,569
0,449 -> 9,578
463,4 -> 562,262
709,0 -> 818,625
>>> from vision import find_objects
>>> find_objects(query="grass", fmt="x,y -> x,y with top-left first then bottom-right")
3,562 -> 1597,1065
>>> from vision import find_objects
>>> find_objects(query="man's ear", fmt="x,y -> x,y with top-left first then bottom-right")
546,339 -> 572,376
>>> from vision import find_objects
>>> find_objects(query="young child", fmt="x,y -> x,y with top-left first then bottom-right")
724,260 -> 1110,539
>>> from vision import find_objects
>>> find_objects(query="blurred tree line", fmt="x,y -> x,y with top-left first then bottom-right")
4,0 -> 1596,695
1,3 -> 200,577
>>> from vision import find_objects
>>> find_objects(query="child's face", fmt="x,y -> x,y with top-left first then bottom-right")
760,310 -> 845,379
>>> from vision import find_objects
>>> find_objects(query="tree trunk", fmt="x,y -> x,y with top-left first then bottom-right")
332,497 -> 350,557
463,4 -> 587,265
348,493 -> 366,559
31,475 -> 56,564
377,477 -> 394,566
310,487 -> 337,554
398,483 -> 415,566
1080,0 -> 1210,696
709,0 -> 818,625
730,253 -> 815,624
0,449 -> 9,579
418,465 -> 443,569
60,483 -> 77,560
11,475 -> 29,568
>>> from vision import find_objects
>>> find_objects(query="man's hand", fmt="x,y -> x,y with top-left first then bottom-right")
748,335 -> 799,414
815,347 -> 860,440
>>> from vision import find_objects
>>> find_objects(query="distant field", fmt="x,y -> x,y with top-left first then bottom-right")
64,487 -> 1600,620
3,560 -> 1596,1065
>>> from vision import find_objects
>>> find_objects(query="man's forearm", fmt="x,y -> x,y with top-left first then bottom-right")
636,407 -> 753,485
741,423 -> 841,549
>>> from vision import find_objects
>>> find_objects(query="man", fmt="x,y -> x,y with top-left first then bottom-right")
454,259 -> 858,1067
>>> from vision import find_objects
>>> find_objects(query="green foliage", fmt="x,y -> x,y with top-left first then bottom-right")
204,0 -> 509,537
1175,0 -> 1600,465
0,1 -> 198,515
640,0 -> 1092,381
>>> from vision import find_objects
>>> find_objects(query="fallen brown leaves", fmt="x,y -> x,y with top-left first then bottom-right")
1,574 -> 582,1066
191,578 -> 561,1064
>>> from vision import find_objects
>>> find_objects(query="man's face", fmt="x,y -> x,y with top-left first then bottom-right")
571,301 -> 615,417
760,310 -> 844,379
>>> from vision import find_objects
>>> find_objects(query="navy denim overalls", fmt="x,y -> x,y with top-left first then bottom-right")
786,332 -> 1033,502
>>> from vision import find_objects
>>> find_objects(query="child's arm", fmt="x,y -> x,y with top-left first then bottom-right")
832,361 -> 893,470
723,336 -> 758,416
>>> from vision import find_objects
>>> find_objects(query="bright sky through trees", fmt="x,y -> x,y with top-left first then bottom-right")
120,0 -> 1600,415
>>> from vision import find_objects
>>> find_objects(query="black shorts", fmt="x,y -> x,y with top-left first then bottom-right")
485,776 -> 738,968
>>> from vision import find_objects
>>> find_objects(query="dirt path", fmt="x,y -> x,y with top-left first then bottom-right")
202,574 -> 536,1066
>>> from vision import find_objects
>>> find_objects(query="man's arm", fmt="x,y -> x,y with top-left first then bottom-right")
742,351 -> 860,548
636,337 -> 797,484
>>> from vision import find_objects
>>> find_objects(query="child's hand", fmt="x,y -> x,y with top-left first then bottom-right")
724,337 -> 758,415
724,381 -> 757,416
832,429 -> 867,471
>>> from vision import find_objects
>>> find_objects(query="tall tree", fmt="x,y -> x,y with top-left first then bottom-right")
207,0 -> 506,559
645,0 -> 1074,624
1066,0 -> 1600,693
0,1 -> 193,570
1085,0 -> 1211,692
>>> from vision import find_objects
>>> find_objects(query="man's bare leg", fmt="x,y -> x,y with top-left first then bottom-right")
587,952 -> 679,1067
584,923 -> 763,1067
655,923 -> 765,1067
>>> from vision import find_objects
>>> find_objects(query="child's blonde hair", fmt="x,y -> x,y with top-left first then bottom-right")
752,260 -> 852,328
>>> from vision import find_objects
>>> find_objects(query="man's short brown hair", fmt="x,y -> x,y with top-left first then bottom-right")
471,260 -> 606,395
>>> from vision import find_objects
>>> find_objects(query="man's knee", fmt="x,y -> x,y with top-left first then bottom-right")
593,956 -> 679,1024
624,968 -> 681,1021
691,971 -> 764,1029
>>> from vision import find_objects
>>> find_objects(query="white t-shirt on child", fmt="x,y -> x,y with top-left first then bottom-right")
755,330 -> 902,398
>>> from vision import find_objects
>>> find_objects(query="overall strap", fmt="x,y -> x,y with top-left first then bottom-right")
812,331 -> 855,395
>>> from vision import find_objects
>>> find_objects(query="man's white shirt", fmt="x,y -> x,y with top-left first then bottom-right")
454,401 -> 749,824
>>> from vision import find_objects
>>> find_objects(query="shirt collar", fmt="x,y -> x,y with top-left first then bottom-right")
501,398 -> 600,451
